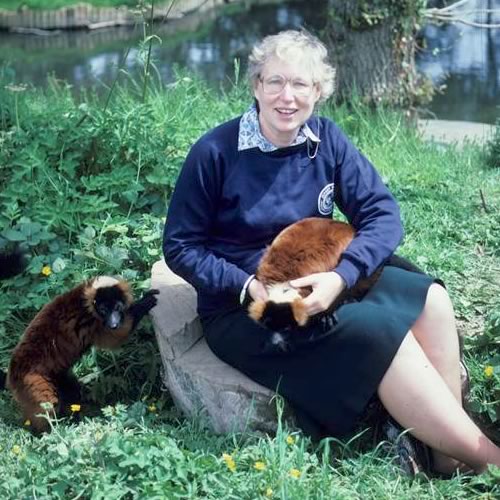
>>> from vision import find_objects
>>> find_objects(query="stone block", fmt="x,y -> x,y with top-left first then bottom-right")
150,259 -> 279,433
150,261 -> 203,361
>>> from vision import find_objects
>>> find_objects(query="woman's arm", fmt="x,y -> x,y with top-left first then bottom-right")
332,127 -> 403,288
163,140 -> 250,296
291,125 -> 403,315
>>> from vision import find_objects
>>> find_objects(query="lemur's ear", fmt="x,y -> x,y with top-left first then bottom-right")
291,298 -> 309,326
248,300 -> 267,322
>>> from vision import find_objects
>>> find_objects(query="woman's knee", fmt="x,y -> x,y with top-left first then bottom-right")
421,283 -> 455,324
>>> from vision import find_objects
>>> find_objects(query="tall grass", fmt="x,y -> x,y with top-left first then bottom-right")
0,68 -> 498,498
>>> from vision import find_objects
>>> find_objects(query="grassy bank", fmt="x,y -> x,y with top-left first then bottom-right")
0,1 -> 137,10
0,68 -> 499,498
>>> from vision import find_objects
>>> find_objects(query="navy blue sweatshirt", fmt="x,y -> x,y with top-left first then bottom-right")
163,115 -> 403,317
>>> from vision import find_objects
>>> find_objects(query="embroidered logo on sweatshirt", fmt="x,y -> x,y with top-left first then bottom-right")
318,183 -> 334,215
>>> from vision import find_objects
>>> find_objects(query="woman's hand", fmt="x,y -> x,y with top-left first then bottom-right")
290,272 -> 346,316
248,278 -> 268,302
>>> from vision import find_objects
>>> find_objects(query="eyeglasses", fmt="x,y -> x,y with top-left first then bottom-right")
259,74 -> 315,97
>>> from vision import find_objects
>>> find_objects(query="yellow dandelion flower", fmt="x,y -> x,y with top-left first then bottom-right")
286,435 -> 295,445
484,365 -> 494,378
148,404 -> 157,412
265,487 -> 273,497
41,265 -> 52,276
70,404 -> 81,413
289,468 -> 301,479
23,419 -> 31,426
222,453 -> 236,472
254,461 -> 266,471
11,445 -> 22,455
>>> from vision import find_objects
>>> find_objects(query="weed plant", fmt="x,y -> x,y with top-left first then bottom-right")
0,66 -> 499,498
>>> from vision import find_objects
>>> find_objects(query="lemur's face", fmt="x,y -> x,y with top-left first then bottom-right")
94,286 -> 126,330
258,302 -> 300,331
248,282 -> 309,331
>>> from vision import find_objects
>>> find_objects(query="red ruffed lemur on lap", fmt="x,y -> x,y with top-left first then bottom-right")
249,217 -> 422,334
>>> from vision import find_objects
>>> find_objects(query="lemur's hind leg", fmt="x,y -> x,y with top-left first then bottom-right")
19,373 -> 59,433
129,289 -> 159,329
56,371 -> 83,419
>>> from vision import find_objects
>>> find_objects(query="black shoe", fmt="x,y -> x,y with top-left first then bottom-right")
460,359 -> 471,406
378,417 -> 432,477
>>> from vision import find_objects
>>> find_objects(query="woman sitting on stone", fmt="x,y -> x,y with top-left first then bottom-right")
163,29 -> 500,476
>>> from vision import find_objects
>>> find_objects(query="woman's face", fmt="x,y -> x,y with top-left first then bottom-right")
254,55 -> 320,147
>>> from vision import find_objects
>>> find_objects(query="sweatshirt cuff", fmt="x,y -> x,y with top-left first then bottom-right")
333,259 -> 361,289
239,274 -> 256,304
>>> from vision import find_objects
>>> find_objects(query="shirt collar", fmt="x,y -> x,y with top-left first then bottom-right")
238,104 -> 320,152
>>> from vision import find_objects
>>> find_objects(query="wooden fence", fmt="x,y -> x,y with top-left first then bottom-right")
0,0 -> 231,31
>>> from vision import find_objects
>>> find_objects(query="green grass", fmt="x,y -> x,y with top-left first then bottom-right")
486,119 -> 500,169
0,0 -> 138,10
0,65 -> 499,498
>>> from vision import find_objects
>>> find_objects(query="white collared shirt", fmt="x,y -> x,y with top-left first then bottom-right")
238,104 -> 320,152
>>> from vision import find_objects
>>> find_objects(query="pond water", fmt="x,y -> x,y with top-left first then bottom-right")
417,0 -> 499,124
0,0 -> 498,124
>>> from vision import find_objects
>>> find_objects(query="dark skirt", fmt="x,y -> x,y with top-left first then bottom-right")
202,266 -> 435,439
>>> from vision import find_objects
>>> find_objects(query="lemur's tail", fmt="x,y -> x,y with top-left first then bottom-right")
0,245 -> 28,280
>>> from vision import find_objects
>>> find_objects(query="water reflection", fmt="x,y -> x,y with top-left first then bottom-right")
0,1 -> 326,91
416,0 -> 499,123
0,0 -> 498,123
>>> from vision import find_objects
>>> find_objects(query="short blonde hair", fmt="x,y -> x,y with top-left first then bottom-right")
248,30 -> 336,103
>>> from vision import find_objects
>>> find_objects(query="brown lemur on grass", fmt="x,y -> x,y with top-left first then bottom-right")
2,275 -> 158,433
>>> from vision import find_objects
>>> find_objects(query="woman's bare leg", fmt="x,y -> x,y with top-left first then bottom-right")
378,331 -> 500,474
412,283 -> 462,402
410,283 -> 464,471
